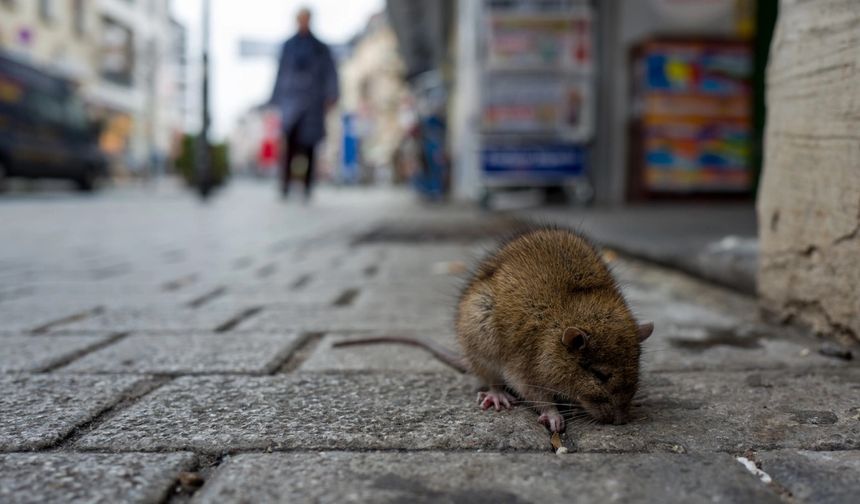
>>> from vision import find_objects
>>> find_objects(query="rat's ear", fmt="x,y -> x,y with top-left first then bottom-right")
562,327 -> 588,351
637,322 -> 654,342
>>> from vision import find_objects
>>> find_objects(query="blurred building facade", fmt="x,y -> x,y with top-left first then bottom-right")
0,0 -> 186,176
326,12 -> 412,184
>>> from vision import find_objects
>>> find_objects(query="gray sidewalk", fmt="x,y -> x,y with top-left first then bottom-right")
0,182 -> 858,503
522,204 -> 759,294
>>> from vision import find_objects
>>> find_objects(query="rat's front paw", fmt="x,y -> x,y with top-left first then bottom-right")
477,389 -> 516,411
538,410 -> 565,433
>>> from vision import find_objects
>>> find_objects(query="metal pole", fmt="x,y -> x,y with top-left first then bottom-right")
196,0 -> 212,198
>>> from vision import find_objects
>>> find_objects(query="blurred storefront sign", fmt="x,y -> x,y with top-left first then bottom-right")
648,0 -> 734,24
630,38 -> 752,197
475,0 -> 595,203
482,144 -> 586,182
486,11 -> 592,72
480,5 -> 594,142
481,77 -> 592,141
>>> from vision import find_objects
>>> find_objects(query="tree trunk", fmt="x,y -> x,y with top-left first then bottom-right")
758,0 -> 860,345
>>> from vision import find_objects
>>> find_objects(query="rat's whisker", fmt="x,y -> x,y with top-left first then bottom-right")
516,400 -> 570,408
516,383 -> 570,397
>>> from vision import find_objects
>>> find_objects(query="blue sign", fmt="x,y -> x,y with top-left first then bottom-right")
482,144 -> 587,179
341,114 -> 359,184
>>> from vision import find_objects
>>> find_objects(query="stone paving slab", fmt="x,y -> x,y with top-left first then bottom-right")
208,275 -> 464,312
609,259 -> 853,372
344,244 -> 481,279
2,293 -> 184,310
241,306 -> 454,333
354,284 -> 463,312
53,306 -> 260,333
631,297 -> 741,329
0,375 -> 146,451
573,369 -> 860,453
640,322 -> 853,372
59,332 -> 303,375
0,283 -> 196,310
76,373 -> 547,452
615,258 -> 757,324
194,451 -> 780,504
0,452 -> 196,504
0,335 -> 112,373
207,283 -> 359,309
302,333 -> 459,373
757,450 -> 860,504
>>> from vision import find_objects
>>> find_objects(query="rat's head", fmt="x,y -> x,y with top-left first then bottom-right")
541,317 -> 653,425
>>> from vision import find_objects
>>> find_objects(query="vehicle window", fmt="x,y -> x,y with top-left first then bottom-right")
26,89 -> 66,124
65,97 -> 90,132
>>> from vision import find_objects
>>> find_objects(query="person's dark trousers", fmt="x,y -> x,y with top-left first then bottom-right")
281,124 -> 316,198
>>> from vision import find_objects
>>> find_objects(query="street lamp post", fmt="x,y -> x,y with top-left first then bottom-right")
196,0 -> 212,199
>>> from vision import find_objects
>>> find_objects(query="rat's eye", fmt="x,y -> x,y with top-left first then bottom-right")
592,369 -> 611,384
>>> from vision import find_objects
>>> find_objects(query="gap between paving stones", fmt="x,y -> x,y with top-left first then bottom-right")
275,332 -> 326,373
35,332 -> 130,373
163,452 -> 223,504
185,287 -> 227,309
214,306 -> 264,333
332,288 -> 361,307
46,376 -> 172,452
734,453 -> 796,502
29,306 -> 105,334
162,274 -> 200,292
231,257 -> 254,270
256,263 -> 277,278
290,273 -> 312,289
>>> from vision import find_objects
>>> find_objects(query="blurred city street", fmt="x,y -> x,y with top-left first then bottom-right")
1,180 -> 857,502
2,0 -> 860,501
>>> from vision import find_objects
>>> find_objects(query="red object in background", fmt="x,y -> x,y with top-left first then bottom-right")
256,110 -> 281,174
259,138 -> 277,166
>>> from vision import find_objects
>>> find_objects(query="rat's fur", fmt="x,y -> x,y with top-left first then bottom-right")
457,226 -> 651,430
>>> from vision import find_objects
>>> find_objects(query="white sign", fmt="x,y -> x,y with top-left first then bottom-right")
649,0 -> 733,25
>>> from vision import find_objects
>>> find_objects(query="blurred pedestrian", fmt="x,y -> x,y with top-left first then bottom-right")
270,7 -> 339,199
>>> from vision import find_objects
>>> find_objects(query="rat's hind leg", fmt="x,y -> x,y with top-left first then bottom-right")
477,388 -> 516,411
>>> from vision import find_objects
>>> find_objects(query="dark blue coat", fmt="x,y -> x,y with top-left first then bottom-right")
270,33 -> 339,147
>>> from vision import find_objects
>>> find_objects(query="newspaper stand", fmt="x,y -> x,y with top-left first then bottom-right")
476,0 -> 596,206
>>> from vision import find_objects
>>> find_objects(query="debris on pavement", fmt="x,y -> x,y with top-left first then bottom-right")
818,343 -> 853,361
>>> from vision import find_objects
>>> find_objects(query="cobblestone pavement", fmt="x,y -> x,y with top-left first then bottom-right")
1,181 -> 858,503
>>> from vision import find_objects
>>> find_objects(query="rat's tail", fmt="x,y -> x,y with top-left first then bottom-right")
332,336 -> 469,374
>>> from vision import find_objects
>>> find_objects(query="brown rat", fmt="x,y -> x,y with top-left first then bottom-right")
335,226 -> 652,432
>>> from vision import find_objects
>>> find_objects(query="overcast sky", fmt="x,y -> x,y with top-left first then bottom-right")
171,0 -> 385,140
